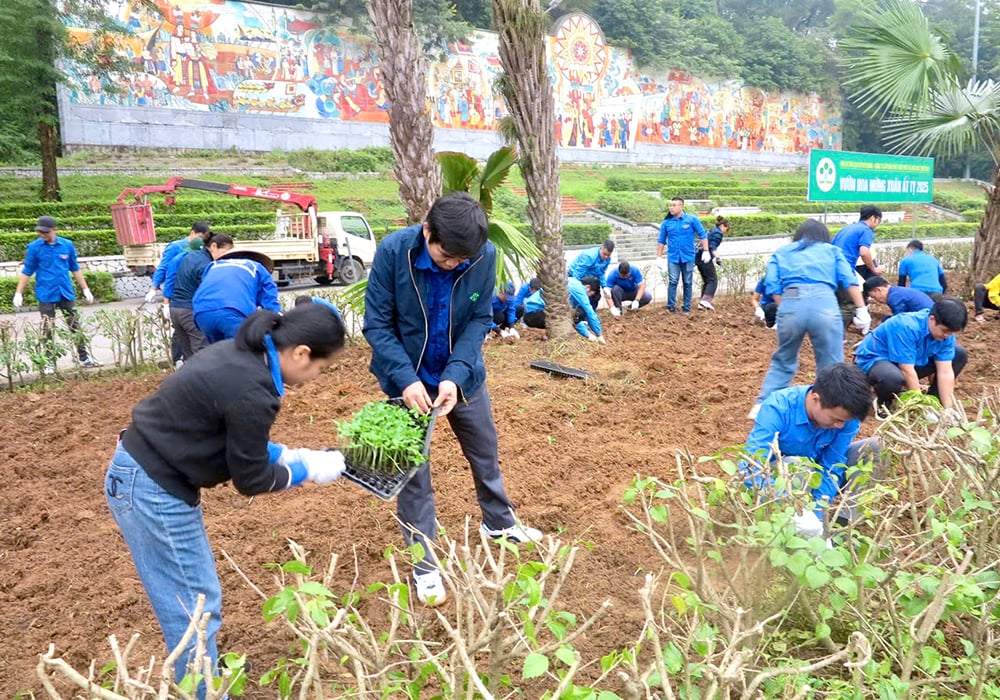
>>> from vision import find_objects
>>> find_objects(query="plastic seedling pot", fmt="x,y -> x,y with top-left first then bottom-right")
337,398 -> 440,500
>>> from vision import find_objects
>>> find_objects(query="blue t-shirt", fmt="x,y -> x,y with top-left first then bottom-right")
568,246 -> 611,282
898,250 -> 945,294
567,277 -> 602,338
412,240 -> 470,387
524,289 -> 545,314
854,309 -> 956,372
21,236 -> 80,303
764,241 -> 856,296
885,286 -> 934,316
754,279 -> 775,305
605,266 -> 643,294
658,212 -> 707,264
832,220 -> 875,267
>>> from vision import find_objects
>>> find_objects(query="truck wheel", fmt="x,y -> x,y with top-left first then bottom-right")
337,259 -> 366,285
314,275 -> 335,286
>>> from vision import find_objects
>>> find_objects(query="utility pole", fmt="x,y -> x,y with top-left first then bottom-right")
965,0 -> 981,179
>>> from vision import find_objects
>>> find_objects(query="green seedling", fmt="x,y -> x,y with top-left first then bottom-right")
336,400 -> 431,474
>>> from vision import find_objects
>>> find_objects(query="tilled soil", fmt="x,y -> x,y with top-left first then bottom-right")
4,297 -> 999,697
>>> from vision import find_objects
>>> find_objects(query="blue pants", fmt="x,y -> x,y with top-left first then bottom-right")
667,260 -> 695,312
757,284 -> 843,404
105,444 -> 220,696
397,385 -> 516,574
195,308 -> 247,344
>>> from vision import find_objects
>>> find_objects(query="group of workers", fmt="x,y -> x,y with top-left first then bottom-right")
11,194 -> 996,694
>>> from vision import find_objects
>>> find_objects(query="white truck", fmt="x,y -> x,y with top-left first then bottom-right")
111,178 -> 376,285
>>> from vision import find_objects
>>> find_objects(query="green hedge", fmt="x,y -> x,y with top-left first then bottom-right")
515,222 -> 612,246
287,146 -> 394,173
0,271 -> 116,312
0,210 -> 278,233
876,222 -> 979,240
595,192 -> 665,223
932,191 -> 985,212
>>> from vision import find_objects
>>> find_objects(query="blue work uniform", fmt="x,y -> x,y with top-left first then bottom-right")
568,246 -> 611,282
832,220 -> 875,268
885,286 -> 934,316
658,212 -> 707,264
193,258 -> 280,343
898,250 -> 946,294
605,266 -> 643,294
21,236 -> 80,302
567,277 -> 602,338
152,237 -> 198,290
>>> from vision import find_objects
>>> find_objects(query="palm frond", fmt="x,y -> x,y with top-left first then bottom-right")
438,152 -> 479,194
488,219 -> 540,285
840,0 -> 960,118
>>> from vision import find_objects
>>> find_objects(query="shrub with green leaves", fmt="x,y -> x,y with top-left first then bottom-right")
336,400 -> 431,473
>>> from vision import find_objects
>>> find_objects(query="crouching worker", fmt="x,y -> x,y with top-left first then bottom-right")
742,363 -> 881,539
603,261 -> 652,316
105,303 -> 347,694
490,281 -> 520,339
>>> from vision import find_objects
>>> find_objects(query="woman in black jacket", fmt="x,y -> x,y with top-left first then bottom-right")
697,215 -> 729,310
105,302 -> 346,693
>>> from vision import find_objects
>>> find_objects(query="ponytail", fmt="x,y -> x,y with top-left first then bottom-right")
235,304 -> 346,358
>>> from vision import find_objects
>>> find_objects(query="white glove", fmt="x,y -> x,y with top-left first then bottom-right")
628,299 -> 640,311
83,288 -> 94,304
655,257 -> 668,271
12,292 -> 23,308
792,510 -> 824,538
300,448 -> 345,484
144,288 -> 158,304
161,303 -> 171,320
754,306 -> 766,322
610,306 -> 621,317
499,327 -> 511,339
853,306 -> 871,327
701,250 -> 711,264
595,334 -> 606,344
507,327 -> 520,339
586,332 -> 599,342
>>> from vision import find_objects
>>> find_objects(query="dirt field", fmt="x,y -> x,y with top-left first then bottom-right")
4,297 -> 999,697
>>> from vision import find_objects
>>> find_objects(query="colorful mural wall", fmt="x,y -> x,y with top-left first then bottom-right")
63,2 -> 840,155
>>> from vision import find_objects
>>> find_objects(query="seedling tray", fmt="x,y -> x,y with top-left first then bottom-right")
529,359 -> 595,380
339,399 -> 440,500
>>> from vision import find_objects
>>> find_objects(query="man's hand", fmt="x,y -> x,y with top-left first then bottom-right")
852,306 -> 871,334
12,292 -> 23,309
701,250 -> 711,264
655,257 -> 668,271
144,288 -> 158,304
160,303 -> 171,320
499,327 -> 511,339
83,288 -> 94,304
628,299 -> 640,311
586,332 -> 599,342
402,380 -> 433,414
433,380 -> 459,417
300,449 -> 345,484
506,327 -> 520,339
792,510 -> 824,538
754,306 -> 766,322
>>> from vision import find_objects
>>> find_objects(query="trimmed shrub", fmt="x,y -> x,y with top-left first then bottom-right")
287,147 -> 395,173
516,223 -> 612,246
595,192 -> 664,222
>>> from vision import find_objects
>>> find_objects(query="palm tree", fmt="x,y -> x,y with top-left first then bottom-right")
840,0 -> 1000,284
492,0 -> 574,340
367,0 -> 441,223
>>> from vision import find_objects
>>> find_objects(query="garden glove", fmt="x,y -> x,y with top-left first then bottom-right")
700,250 -> 711,264
144,288 -> 158,304
852,306 -> 871,334
499,327 -> 511,339
654,257 -> 668,272
792,510 -> 824,538
83,288 -> 94,304
161,303 -> 171,320
609,306 -> 621,317
507,327 -> 520,340
943,407 -> 962,425
628,299 -> 640,311
754,306 -> 766,322
299,448 -> 345,484
12,292 -> 23,308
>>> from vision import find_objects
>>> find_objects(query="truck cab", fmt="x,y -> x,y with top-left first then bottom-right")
315,211 -> 377,285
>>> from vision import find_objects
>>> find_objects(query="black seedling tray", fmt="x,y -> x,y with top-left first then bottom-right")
339,398 -> 440,500
529,359 -> 595,380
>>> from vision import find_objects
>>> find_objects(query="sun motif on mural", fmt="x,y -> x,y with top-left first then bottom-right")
552,14 -> 608,83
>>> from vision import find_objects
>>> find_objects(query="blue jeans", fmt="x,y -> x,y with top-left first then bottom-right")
397,385 -> 516,574
756,284 -> 844,403
105,444 -> 221,695
195,308 -> 247,344
667,260 -> 695,311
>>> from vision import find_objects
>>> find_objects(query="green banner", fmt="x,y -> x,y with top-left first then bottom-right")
808,149 -> 934,203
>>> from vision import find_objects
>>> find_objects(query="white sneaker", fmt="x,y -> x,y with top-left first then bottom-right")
413,570 -> 447,607
747,403 -> 762,420
41,364 -> 56,376
610,306 -> 621,317
480,521 -> 543,544
698,299 -> 715,310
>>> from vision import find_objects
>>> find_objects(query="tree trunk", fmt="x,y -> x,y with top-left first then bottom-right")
38,120 -> 60,202
971,166 -> 1000,287
367,0 -> 440,224
492,0 -> 573,340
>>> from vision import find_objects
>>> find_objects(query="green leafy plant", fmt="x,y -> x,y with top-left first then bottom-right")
336,400 -> 431,474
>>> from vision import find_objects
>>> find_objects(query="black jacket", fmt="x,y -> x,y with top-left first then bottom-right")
121,339 -> 290,505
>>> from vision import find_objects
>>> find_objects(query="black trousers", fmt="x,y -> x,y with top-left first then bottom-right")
864,345 -> 968,406
762,301 -> 778,328
695,258 -> 718,300
974,284 -> 1000,315
523,310 -> 546,329
38,300 -> 90,362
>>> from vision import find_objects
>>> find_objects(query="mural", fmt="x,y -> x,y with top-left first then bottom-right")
63,3 -> 840,154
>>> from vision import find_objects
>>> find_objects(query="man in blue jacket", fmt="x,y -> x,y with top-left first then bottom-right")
897,239 -> 947,295
832,206 -> 884,280
603,261 -> 651,316
193,252 -> 280,343
568,239 -> 614,310
656,197 -> 709,313
862,276 -> 934,318
166,233 -> 233,359
363,193 -> 541,607
12,215 -> 99,372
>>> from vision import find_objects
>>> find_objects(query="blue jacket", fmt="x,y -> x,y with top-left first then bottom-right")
514,282 -> 535,308
363,225 -> 495,399
605,266 -> 643,294
658,212 -> 706,263
21,236 -> 80,303
192,258 -> 280,317
898,250 -> 946,294
832,221 -> 875,267
885,285 -> 934,316
706,226 -> 725,254
152,237 -> 197,289
764,241 -> 856,297
567,277 -> 602,337
491,291 -> 517,329
855,309 -> 957,372
568,246 -> 611,281
524,288 -> 545,314
169,248 -> 213,308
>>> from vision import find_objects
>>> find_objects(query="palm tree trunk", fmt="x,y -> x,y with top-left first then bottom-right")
492,0 -> 573,340
367,0 -> 440,224
39,120 -> 60,201
972,166 -> 1000,287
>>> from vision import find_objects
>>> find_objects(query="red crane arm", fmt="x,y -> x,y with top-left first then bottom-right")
115,177 -> 317,212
